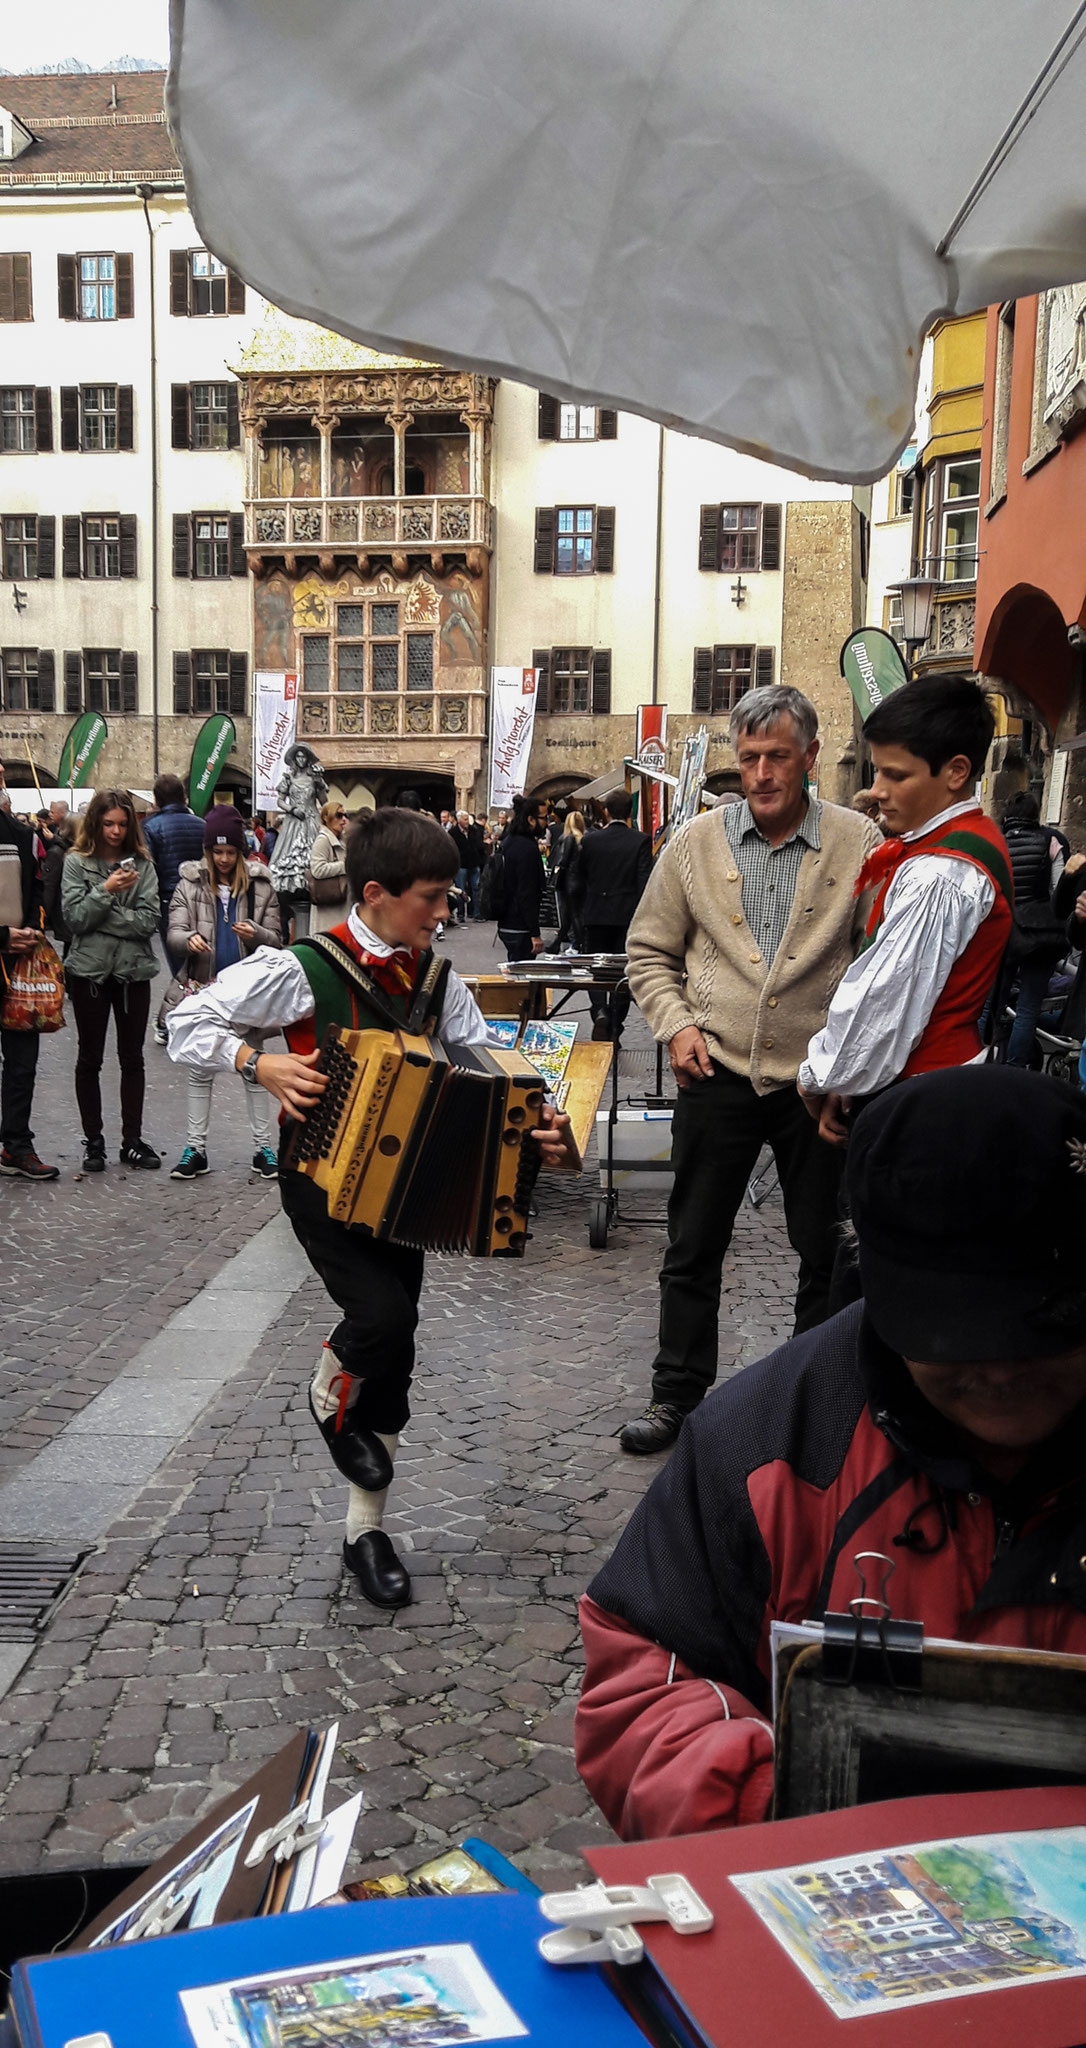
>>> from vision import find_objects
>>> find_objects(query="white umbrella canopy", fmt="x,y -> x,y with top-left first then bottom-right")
168,0 -> 1086,483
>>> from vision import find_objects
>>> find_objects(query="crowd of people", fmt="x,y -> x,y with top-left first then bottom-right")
3,672 -> 1086,1848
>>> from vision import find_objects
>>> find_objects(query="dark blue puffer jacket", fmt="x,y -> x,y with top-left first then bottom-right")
143,803 -> 206,909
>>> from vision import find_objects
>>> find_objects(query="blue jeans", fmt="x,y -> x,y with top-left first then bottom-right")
1005,955 -> 1057,1066
455,866 -> 480,919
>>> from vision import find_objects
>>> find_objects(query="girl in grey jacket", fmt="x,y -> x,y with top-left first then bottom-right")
164,805 -> 282,1180
62,788 -> 161,1173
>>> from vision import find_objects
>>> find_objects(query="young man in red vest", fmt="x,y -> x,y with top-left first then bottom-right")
169,808 -> 570,1611
798,676 -> 1011,1141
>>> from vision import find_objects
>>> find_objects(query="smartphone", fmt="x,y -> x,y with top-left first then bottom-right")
118,856 -> 137,872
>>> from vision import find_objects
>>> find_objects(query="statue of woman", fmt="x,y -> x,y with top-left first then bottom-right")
269,741 -> 329,938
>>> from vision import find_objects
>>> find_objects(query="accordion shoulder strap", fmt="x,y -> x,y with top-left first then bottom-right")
293,933 -> 450,1035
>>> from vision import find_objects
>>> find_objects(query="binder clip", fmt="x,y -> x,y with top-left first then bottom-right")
244,1801 -> 326,1868
537,1874 -> 713,1967
118,1886 -> 193,1941
822,1550 -> 923,1692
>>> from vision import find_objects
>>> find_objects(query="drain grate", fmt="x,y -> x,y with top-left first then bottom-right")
0,1544 -> 88,1641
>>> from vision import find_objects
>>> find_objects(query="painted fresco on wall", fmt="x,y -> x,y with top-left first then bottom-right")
254,578 -> 292,669
439,578 -> 483,664
260,437 -> 320,498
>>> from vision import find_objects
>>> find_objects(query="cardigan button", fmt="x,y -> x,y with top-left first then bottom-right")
727,870 -> 739,883
967,1492 -> 981,1506
767,996 -> 778,1008
732,913 -> 743,926
763,1037 -> 774,1049
826,876 -> 837,885
749,952 -> 761,964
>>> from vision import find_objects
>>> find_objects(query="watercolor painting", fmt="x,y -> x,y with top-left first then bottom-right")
732,1826 -> 1086,2017
181,1941 -> 527,2048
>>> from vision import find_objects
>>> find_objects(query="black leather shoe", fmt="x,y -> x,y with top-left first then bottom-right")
343,1530 -> 412,1608
619,1401 -> 687,1455
308,1391 -> 394,1490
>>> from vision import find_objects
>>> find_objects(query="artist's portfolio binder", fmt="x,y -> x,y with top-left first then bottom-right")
588,1785 -> 1086,2048
9,1891 -> 649,2048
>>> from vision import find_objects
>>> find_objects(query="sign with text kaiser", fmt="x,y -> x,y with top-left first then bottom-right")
489,666 -> 539,809
253,670 -> 298,809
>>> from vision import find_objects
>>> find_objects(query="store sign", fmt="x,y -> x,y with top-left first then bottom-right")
489,667 -> 539,808
253,671 -> 298,809
634,704 -> 668,841
839,628 -> 908,718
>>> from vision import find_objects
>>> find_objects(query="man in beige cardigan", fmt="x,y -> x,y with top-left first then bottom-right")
623,686 -> 880,1453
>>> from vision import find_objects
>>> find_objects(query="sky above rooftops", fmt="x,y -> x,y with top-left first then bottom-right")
2,0 -> 169,71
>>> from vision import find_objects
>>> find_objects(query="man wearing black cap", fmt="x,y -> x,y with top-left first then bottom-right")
575,1065 -> 1086,1841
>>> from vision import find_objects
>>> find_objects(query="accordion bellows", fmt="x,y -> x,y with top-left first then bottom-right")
284,1026 -> 544,1256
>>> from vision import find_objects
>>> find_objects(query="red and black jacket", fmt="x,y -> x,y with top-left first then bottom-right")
577,1305 -> 1086,1839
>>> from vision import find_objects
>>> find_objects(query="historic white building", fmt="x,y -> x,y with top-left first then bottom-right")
1,67 -> 877,814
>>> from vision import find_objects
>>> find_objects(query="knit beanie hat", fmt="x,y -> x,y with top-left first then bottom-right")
203,804 -> 247,854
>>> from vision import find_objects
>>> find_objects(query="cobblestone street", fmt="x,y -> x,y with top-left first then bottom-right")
0,922 -> 795,1888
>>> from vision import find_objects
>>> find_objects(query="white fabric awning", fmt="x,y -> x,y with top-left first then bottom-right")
169,0 -> 1086,483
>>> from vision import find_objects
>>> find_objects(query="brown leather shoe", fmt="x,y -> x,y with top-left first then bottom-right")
619,1401 -> 686,1454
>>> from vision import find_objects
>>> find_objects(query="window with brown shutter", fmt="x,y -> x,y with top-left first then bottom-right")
693,645 -> 755,714
554,506 -> 596,574
599,409 -> 618,440
171,384 -> 192,449
118,515 -> 137,578
60,387 -> 80,452
537,393 -> 558,440
121,650 -> 138,714
193,513 -> 232,578
229,512 -> 246,575
228,651 -> 248,713
755,647 -> 776,690
63,652 -> 83,712
172,513 -> 193,578
532,647 -> 550,713
82,516 -> 122,579
117,386 -> 134,451
699,503 -> 782,573
595,505 -> 615,573
558,403 -> 600,441
226,385 -> 240,448
57,254 -> 77,321
62,516 -> 82,578
591,649 -> 612,714
0,254 -> 32,322
1,388 -> 36,453
116,252 -> 134,319
549,647 -> 591,713
227,269 -> 246,315
2,516 -> 42,579
36,517 -> 55,579
533,506 -> 556,573
36,649 -> 55,711
170,250 -> 190,317
1,649 -> 42,712
173,650 -> 193,713
34,388 -> 52,451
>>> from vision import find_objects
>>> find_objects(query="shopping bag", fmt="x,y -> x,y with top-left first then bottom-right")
0,937 -> 66,1032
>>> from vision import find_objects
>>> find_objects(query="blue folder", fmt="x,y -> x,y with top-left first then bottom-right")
10,1891 -> 648,2048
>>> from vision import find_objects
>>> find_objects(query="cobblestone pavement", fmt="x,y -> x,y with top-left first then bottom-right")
0,920 -> 795,1887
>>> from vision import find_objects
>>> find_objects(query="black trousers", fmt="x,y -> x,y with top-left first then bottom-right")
0,1025 -> 39,1154
279,1166 -> 425,1434
584,922 -> 631,1030
651,1061 -> 844,1412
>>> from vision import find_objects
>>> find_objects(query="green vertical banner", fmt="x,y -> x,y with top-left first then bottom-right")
188,715 -> 237,817
839,628 -> 909,718
57,711 -> 109,788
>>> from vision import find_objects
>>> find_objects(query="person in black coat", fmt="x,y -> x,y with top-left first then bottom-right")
573,790 -> 652,1038
0,800 -> 58,1178
497,797 -> 546,961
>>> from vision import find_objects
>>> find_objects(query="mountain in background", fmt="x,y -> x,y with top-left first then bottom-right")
0,56 -> 165,75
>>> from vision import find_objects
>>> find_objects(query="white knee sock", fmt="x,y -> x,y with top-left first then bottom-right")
345,1433 -> 399,1540
310,1341 -> 359,1424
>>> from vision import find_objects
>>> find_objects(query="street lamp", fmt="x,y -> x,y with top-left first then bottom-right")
893,574 -> 939,670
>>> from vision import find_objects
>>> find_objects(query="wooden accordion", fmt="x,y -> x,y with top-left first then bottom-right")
282,1025 -> 544,1256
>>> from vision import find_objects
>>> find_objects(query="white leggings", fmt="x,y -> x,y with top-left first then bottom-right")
186,1071 -> 274,1149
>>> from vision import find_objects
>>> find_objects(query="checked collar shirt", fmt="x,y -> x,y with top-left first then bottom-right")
722,795 -> 822,969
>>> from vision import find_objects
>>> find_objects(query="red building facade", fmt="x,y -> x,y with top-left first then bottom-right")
975,288 -> 1086,843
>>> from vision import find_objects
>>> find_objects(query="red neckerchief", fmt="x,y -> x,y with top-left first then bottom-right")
354,944 -> 417,1001
853,835 -> 906,900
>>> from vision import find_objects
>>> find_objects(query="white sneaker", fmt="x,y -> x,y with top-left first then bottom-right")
153,1022 -> 168,1047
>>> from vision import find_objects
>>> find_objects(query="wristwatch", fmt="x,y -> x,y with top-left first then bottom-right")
239,1050 -> 262,1085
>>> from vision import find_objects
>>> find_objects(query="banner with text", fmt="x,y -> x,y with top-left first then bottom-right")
489,667 -> 539,810
253,671 -> 298,810
189,714 -> 237,817
634,703 -> 669,846
57,711 -> 108,789
839,628 -> 908,719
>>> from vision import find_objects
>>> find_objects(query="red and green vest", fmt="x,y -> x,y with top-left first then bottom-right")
856,809 -> 1014,1077
284,924 -> 422,1058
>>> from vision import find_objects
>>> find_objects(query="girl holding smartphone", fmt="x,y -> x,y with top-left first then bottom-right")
61,788 -> 161,1173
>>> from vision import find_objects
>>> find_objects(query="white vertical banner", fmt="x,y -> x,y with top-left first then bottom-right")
489,666 -> 539,809
252,670 -> 298,809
